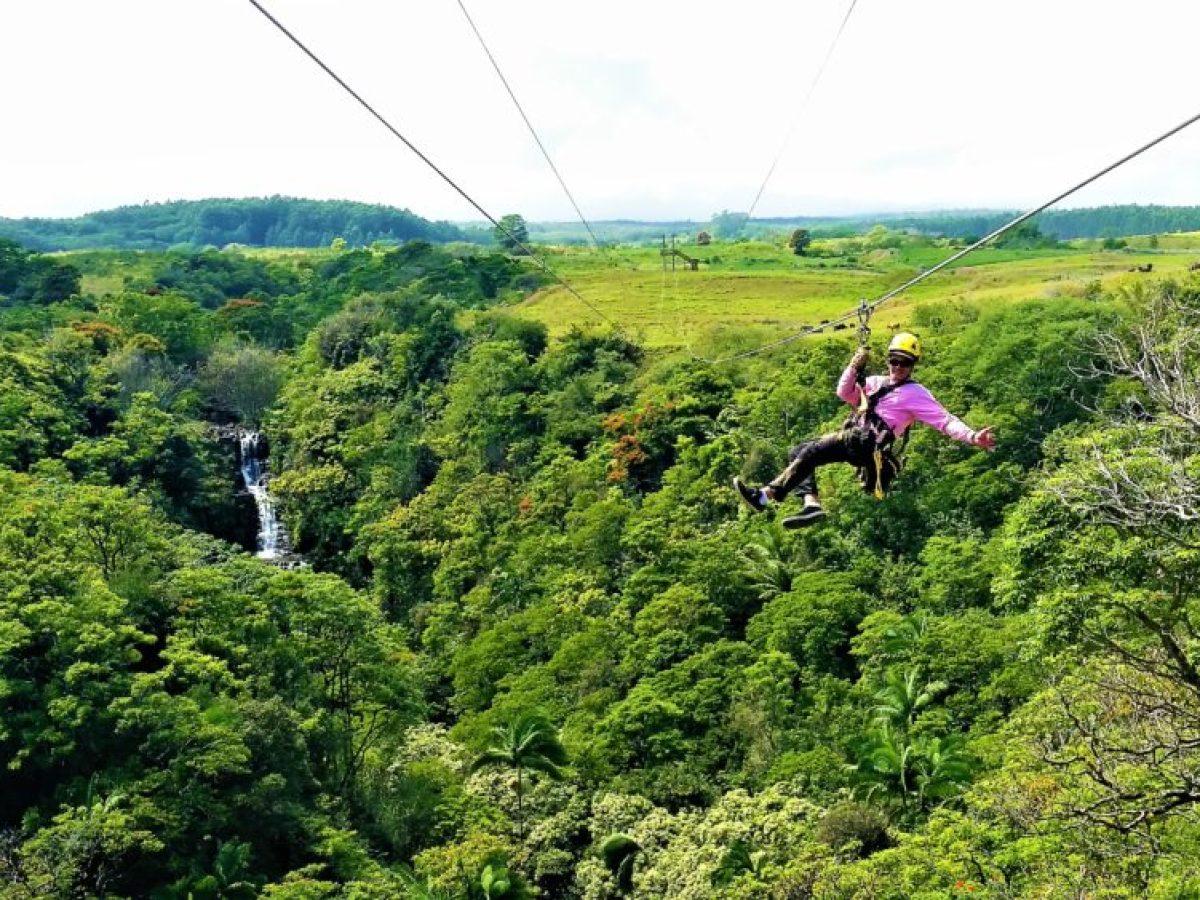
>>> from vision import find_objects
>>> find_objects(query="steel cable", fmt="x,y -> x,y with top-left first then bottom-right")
455,0 -> 603,250
702,106 -> 1200,364
746,0 -> 859,220
247,0 -> 622,333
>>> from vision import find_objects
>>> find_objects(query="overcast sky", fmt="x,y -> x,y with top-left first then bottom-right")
4,1 -> 1200,223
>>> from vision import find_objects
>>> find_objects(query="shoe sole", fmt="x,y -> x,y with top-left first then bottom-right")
782,510 -> 826,529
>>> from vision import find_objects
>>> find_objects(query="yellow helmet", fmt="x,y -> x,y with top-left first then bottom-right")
887,332 -> 922,363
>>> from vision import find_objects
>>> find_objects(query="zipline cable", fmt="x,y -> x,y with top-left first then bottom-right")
669,0 -> 859,361
746,0 -> 859,220
246,0 -> 622,333
703,105 -> 1200,364
455,0 -> 603,250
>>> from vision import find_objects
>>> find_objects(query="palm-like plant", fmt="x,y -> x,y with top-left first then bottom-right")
879,613 -> 930,660
399,859 -> 533,900
911,734 -> 973,802
852,666 -> 976,813
210,841 -> 257,899
600,833 -> 641,896
397,867 -> 455,900
850,722 -> 915,808
478,864 -> 513,899
470,710 -> 567,838
871,668 -> 947,730
737,524 -> 792,602
711,839 -> 765,886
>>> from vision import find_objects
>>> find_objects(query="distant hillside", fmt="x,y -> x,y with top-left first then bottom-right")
849,205 -> 1200,240
530,205 -> 1200,244
10,199 -> 1200,252
0,197 -> 471,251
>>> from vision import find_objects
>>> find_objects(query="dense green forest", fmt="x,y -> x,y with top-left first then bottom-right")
9,198 -> 1200,253
0,198 -> 470,252
1,230 -> 1199,898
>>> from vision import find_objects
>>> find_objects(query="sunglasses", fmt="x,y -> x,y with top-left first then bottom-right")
887,356 -> 915,367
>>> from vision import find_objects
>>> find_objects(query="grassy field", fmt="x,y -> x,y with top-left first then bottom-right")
62,235 -> 1200,360
511,236 -> 1200,352
67,250 -> 162,296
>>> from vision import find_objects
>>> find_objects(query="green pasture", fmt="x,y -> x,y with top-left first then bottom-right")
512,238 -> 1200,350
62,236 -> 1200,356
67,250 -> 162,296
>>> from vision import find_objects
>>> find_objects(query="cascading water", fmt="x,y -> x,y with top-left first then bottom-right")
238,431 -> 290,561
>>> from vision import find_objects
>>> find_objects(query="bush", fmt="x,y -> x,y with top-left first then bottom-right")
814,801 -> 891,858
199,339 -> 285,425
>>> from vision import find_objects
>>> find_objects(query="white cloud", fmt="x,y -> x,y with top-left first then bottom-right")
2,0 -> 1199,221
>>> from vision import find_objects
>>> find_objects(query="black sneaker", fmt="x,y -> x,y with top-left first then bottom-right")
733,477 -> 767,513
782,503 -> 826,529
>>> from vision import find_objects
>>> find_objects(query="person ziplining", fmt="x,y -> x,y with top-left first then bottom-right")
733,332 -> 995,528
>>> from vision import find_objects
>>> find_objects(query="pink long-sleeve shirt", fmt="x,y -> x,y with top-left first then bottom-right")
836,364 -> 977,444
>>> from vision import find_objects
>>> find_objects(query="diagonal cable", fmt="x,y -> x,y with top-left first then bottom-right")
862,106 -> 1200,316
707,106 -> 1200,364
246,0 -> 621,332
746,0 -> 859,220
456,0 -> 603,249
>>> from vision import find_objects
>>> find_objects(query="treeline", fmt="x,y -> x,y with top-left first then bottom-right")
859,204 -> 1200,240
0,239 -> 82,304
11,199 -> 1200,254
540,205 -> 1200,244
764,205 -> 1200,241
0,197 -> 469,252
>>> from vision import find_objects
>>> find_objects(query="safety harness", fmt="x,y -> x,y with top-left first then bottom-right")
847,375 -> 914,500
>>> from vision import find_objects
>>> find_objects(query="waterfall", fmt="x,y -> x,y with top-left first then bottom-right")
237,431 -> 290,561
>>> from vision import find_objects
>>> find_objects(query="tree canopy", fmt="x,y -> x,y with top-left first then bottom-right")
0,197 -> 468,251
1,231 -> 1198,897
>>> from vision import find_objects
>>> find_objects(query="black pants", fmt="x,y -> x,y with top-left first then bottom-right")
767,427 -> 874,501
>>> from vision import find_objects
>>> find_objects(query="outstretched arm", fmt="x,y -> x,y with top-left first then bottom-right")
906,386 -> 994,449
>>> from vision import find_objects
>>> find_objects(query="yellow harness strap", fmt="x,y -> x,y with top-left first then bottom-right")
872,450 -> 885,500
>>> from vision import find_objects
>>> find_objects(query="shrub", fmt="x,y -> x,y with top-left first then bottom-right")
814,801 -> 891,858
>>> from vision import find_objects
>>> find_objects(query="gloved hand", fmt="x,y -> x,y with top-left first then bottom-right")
973,426 -> 996,451
850,347 -> 870,370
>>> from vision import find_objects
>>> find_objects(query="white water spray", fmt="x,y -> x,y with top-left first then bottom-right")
238,431 -> 290,560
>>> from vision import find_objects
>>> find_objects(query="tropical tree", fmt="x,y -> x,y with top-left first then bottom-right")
599,833 -> 641,896
736,524 -> 792,602
711,839 -> 764,886
871,668 -> 948,730
171,841 -> 259,899
787,228 -> 812,256
851,667 -> 971,813
197,338 -> 285,425
0,238 -> 28,293
470,711 -> 567,838
851,725 -> 973,813
710,210 -> 748,240
994,221 -> 1056,249
492,214 -> 529,254
990,282 -> 1200,841
910,734 -> 973,804
851,722 -> 915,807
477,863 -> 529,900
15,778 -> 162,898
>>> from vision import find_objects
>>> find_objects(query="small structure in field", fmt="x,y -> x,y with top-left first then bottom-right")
661,236 -> 700,271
